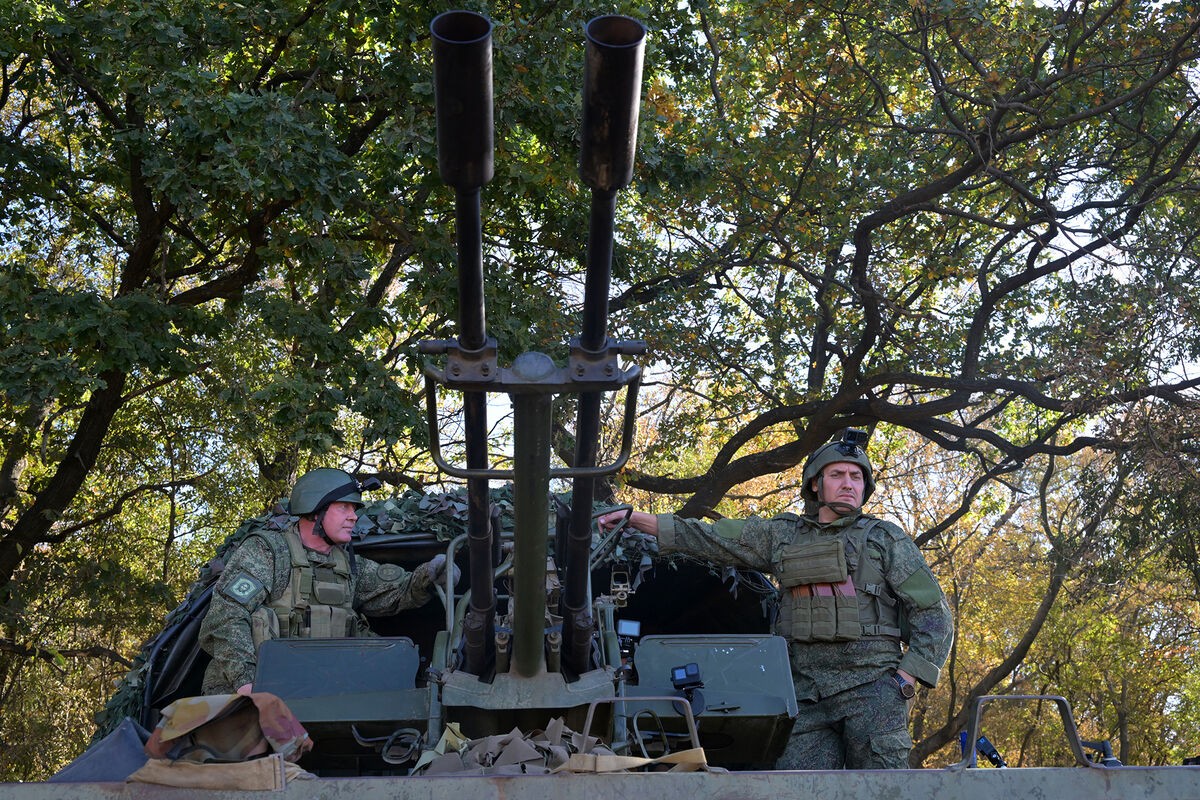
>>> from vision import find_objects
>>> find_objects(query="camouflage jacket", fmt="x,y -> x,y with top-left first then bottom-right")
656,511 -> 953,701
198,520 -> 433,694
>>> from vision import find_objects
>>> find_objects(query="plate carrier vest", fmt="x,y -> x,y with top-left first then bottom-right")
775,516 -> 905,643
247,529 -> 372,648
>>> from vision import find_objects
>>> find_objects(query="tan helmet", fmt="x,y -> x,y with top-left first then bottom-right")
801,429 -> 875,504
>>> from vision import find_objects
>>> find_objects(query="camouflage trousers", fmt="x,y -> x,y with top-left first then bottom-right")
775,672 -> 912,770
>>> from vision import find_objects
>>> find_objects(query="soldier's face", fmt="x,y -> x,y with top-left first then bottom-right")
817,462 -> 864,507
322,501 -> 360,544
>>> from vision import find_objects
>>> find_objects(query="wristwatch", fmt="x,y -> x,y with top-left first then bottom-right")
892,672 -> 916,699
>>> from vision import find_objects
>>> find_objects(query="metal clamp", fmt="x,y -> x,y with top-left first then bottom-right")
418,337 -> 499,383
569,337 -> 647,382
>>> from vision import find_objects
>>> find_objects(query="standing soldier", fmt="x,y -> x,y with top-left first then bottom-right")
599,430 -> 953,769
199,468 -> 456,695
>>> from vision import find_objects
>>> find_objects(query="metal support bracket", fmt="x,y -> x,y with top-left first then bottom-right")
948,694 -> 1109,771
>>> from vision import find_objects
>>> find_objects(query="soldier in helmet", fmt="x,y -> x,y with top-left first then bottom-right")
598,430 -> 952,770
199,468 -> 457,695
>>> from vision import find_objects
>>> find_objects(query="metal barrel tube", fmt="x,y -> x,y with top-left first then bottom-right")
580,190 -> 618,349
462,393 -> 494,675
579,15 -> 646,192
563,16 -> 646,676
563,388 -> 603,674
431,9 -> 496,675
451,191 -> 488,352
432,11 -> 494,191
432,10 -> 493,349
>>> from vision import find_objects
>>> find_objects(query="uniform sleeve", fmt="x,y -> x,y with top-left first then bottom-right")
352,557 -> 435,616
655,514 -> 788,572
881,527 -> 954,687
198,537 -> 275,694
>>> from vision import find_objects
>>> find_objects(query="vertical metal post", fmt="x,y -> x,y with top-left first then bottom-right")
511,355 -> 556,675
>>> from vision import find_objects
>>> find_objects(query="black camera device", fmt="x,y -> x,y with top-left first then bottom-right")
834,428 -> 869,456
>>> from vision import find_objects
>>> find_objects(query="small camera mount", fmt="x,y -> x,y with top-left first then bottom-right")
670,662 -> 705,716
834,428 -> 869,456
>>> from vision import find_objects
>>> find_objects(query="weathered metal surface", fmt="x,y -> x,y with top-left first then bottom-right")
6,767 -> 1200,800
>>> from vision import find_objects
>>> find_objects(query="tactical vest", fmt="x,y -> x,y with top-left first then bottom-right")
775,516 -> 904,643
247,529 -> 372,648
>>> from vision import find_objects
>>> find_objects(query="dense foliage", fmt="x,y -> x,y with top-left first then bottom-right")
1,0 -> 1198,777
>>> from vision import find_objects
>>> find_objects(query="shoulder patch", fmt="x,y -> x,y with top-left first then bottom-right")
221,571 -> 266,607
376,563 -> 404,582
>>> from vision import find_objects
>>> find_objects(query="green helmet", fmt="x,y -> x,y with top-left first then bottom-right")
801,430 -> 875,504
289,468 -> 376,516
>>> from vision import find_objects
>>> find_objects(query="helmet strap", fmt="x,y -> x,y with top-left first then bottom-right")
308,508 -> 357,572
819,500 -> 860,517
312,508 -> 337,547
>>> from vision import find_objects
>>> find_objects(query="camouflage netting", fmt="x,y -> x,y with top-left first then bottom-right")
351,486 -> 518,542
92,485 -> 651,741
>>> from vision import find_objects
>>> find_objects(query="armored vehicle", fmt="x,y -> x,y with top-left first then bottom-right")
61,9 -> 798,779
16,10 -> 1200,799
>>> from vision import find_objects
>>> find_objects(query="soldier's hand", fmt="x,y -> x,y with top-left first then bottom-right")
597,509 -> 659,538
425,554 -> 461,587
597,511 -> 627,531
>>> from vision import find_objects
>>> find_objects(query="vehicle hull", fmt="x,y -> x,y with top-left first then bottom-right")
8,766 -> 1200,800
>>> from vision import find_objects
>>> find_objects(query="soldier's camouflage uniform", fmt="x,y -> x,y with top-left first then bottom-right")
199,521 -> 434,695
655,510 -> 953,770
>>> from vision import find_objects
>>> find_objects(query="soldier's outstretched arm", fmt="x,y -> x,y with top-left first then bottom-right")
603,508 -> 782,572
354,555 -> 452,615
